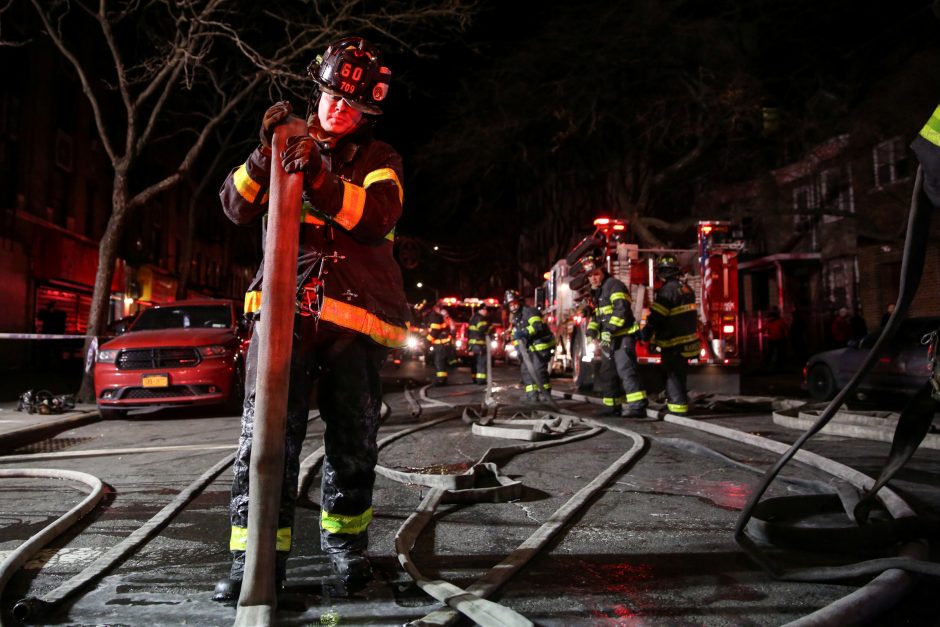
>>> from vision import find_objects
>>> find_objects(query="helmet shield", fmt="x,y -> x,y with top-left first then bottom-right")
308,37 -> 391,116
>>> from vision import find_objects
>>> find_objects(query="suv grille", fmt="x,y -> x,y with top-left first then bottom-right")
117,348 -> 201,370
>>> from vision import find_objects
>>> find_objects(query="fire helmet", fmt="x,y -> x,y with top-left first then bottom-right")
504,289 -> 521,307
656,254 -> 680,278
307,37 -> 391,116
581,256 -> 605,274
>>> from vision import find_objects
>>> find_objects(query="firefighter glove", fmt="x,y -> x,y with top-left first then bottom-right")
600,330 -> 611,344
281,135 -> 322,180
260,101 -> 292,148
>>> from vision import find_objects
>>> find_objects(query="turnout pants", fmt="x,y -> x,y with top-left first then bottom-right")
661,349 -> 689,414
598,335 -> 647,412
520,348 -> 552,401
431,343 -> 450,383
471,346 -> 487,383
228,316 -> 387,577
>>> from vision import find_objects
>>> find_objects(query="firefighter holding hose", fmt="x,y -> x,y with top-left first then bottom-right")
505,289 -> 555,404
214,37 -> 409,601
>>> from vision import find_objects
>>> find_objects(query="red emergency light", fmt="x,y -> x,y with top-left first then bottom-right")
543,271 -> 551,280
612,224 -> 625,231
722,324 -> 735,334
593,217 -> 611,225
700,224 -> 713,235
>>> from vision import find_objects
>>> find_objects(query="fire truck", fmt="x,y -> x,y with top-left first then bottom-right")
434,296 -> 506,365
539,218 -> 743,390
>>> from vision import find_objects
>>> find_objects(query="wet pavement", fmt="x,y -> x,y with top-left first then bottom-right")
0,361 -> 938,625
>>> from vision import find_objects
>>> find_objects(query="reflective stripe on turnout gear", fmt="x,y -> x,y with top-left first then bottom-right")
320,507 -> 373,535
921,105 -> 940,147
651,301 -> 697,316
233,163 -> 269,204
229,525 -> 292,552
603,396 -> 623,406
625,391 -> 647,403
668,403 -> 688,414
242,290 -> 406,348
656,333 -> 699,348
301,200 -> 395,240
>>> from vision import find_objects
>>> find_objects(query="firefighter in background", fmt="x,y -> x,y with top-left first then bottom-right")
425,303 -> 453,386
506,289 -> 555,403
216,37 -> 408,601
467,304 -> 492,384
639,255 -> 699,415
584,257 -> 647,417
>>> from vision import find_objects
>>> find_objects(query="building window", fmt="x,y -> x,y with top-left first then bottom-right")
820,165 -> 854,224
792,183 -> 816,229
873,137 -> 912,189
825,257 -> 855,311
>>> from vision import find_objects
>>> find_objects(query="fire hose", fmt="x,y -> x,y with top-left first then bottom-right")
235,116 -> 307,626
732,164 -> 940,587
293,399 -> 644,627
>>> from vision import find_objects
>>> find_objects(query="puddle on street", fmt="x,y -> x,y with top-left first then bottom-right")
619,476 -> 750,510
394,461 -> 475,475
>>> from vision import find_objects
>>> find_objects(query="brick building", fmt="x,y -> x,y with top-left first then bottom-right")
0,10 -> 257,370
695,49 -> 940,369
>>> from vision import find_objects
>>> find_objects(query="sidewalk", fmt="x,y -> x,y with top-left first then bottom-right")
0,405 -> 99,453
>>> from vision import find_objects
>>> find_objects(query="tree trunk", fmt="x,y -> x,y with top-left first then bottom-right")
77,175 -> 130,403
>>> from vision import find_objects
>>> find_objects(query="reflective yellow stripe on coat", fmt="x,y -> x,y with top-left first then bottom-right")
921,105 -> 940,147
242,291 -> 406,348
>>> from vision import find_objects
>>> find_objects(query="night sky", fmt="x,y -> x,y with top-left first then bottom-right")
368,0 -> 939,295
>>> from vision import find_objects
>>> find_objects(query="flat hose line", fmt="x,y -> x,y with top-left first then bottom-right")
663,411 -> 927,627
0,469 -> 104,626
5,411 -> 321,623
554,386 -> 929,622
296,395 -> 646,627
395,417 -> 645,627
8,453 -> 235,622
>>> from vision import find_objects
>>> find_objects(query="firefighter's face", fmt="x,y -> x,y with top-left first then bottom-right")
318,91 -> 363,136
508,300 -> 520,313
587,268 -> 604,289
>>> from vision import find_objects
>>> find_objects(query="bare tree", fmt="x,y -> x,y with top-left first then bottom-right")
2,0 -> 476,400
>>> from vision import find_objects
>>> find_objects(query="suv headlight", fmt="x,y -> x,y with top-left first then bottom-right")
96,349 -> 119,364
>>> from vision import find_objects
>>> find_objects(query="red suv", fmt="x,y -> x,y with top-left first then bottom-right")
94,299 -> 248,419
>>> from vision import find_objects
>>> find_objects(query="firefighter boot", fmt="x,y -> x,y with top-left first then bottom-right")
623,404 -> 649,419
329,550 -> 373,591
323,530 -> 373,591
213,551 -> 287,603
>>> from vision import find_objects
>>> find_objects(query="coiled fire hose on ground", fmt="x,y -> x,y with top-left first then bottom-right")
732,164 -> 940,587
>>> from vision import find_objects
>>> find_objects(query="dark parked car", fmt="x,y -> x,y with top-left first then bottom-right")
802,316 -> 939,402
94,299 -> 248,419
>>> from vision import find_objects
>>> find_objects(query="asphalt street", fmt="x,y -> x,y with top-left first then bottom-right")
0,360 -> 938,626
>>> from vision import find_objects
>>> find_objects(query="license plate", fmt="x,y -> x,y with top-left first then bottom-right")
142,374 -> 169,388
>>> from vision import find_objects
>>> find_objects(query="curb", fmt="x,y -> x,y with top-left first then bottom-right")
0,411 -> 102,453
